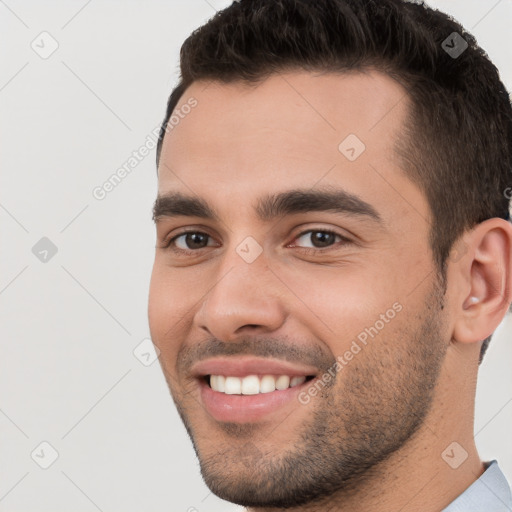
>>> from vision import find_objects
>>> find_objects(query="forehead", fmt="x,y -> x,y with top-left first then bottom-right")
157,69 -> 427,226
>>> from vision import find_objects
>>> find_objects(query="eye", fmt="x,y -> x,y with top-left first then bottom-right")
289,229 -> 350,252
160,227 -> 351,256
162,230 -> 217,254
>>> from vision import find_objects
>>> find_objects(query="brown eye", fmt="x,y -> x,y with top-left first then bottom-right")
309,231 -> 337,248
291,229 -> 348,251
163,230 -> 217,254
176,232 -> 210,250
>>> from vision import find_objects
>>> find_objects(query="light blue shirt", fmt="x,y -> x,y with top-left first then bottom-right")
443,460 -> 512,511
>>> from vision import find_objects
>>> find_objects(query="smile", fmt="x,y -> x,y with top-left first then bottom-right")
191,357 -> 320,423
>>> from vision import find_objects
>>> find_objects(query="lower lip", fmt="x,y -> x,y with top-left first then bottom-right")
199,378 -> 314,423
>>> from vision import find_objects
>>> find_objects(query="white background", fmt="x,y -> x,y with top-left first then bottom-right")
1,1 -> 511,511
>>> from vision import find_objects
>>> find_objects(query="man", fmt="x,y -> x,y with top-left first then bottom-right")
148,0 -> 512,510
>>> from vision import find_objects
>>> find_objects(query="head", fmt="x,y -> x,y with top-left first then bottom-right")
149,0 -> 512,507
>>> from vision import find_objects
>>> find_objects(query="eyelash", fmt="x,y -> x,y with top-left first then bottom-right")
160,228 -> 351,256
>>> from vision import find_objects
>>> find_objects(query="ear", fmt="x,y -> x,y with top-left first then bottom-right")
452,218 -> 512,344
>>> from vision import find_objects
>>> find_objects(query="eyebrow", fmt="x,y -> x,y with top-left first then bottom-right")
152,188 -> 382,225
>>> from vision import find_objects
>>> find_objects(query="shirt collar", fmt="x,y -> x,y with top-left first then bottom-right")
443,460 -> 512,511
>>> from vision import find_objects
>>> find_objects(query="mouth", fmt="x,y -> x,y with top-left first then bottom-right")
191,357 -> 319,423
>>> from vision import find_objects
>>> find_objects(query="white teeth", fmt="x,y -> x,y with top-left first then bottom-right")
241,375 -> 260,395
209,374 -> 309,394
224,376 -> 242,394
260,375 -> 276,393
216,375 -> 225,392
290,376 -> 306,387
275,375 -> 290,390
210,375 -> 226,392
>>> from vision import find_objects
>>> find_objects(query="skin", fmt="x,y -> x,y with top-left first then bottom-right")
148,70 -> 512,511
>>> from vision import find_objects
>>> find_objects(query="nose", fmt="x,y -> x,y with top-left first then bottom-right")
194,254 -> 287,342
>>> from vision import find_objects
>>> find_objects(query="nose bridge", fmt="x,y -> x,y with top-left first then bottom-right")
195,243 -> 287,340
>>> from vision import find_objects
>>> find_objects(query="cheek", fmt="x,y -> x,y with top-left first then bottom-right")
282,265 -> 385,331
280,261 -> 411,356
148,264 -> 199,358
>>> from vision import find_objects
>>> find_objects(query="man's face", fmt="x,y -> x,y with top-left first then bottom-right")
148,70 -> 450,507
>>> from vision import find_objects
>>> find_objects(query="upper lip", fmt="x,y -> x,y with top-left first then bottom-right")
191,356 -> 319,378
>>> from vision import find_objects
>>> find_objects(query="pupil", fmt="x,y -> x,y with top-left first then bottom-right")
313,231 -> 334,247
187,233 -> 207,249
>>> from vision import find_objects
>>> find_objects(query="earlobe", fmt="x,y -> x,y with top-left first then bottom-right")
452,218 -> 512,345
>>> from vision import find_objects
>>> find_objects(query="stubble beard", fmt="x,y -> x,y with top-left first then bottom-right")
167,281 -> 448,508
